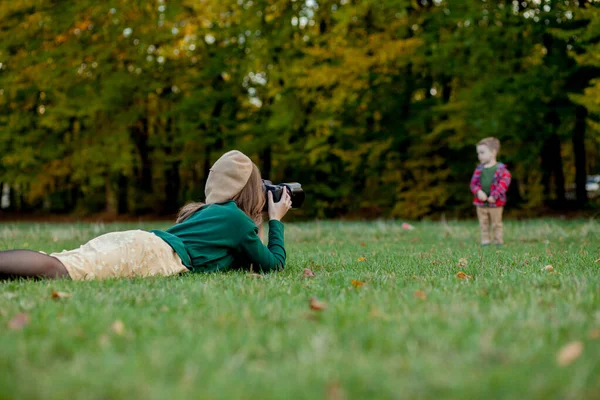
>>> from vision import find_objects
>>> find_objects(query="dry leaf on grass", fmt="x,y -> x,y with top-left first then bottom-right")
595,258 -> 600,263
357,257 -> 366,262
111,320 -> 125,336
543,265 -> 554,272
456,271 -> 472,280
302,268 -> 316,278
589,329 -> 600,340
51,291 -> 72,299
351,280 -> 364,288
309,297 -> 327,311
8,313 -> 30,330
458,258 -> 468,267
556,341 -> 583,366
413,290 -> 426,300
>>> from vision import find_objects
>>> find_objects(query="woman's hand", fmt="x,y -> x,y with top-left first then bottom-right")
268,188 -> 292,221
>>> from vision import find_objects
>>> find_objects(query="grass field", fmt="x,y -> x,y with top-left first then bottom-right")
0,219 -> 599,400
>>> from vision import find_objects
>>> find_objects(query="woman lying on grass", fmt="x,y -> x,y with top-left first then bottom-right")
0,150 -> 291,280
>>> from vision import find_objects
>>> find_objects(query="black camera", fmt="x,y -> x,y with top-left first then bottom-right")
263,180 -> 305,211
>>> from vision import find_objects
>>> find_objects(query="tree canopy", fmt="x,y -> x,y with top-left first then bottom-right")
0,0 -> 598,218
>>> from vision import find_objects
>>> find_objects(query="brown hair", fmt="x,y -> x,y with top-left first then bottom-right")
477,137 -> 500,153
176,164 -> 265,225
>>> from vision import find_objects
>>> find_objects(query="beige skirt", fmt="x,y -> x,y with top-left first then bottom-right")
49,230 -> 189,280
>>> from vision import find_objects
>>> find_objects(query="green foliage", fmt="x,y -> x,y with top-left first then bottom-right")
0,0 -> 599,217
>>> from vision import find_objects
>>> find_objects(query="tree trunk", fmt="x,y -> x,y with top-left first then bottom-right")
163,162 -> 181,215
130,116 -> 153,214
541,132 -> 566,208
132,119 -> 152,195
105,178 -> 117,215
117,173 -> 128,214
262,147 -> 272,180
573,105 -> 588,207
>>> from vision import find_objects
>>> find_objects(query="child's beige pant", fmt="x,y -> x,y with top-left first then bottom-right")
49,230 -> 189,280
476,206 -> 504,245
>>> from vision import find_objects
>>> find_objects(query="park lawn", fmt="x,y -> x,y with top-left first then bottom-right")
0,219 -> 599,400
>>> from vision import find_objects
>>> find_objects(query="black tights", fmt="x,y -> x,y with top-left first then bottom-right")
0,250 -> 70,280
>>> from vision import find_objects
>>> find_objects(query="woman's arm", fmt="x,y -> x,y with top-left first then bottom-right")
237,220 -> 286,272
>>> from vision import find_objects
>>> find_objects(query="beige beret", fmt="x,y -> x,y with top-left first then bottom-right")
205,150 -> 254,204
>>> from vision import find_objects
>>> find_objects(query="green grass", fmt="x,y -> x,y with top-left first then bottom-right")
0,219 -> 599,400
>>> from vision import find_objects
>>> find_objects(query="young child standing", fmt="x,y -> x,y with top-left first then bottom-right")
470,137 -> 511,246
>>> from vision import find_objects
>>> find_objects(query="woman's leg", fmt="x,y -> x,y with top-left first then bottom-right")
0,250 -> 70,280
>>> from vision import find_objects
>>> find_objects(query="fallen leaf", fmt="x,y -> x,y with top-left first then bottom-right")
357,257 -> 366,262
589,329 -> 600,340
351,280 -> 364,288
543,265 -> 554,272
309,297 -> 327,311
8,313 -> 30,330
359,242 -> 366,247
51,291 -> 72,299
302,268 -> 316,278
413,290 -> 426,300
111,320 -> 125,336
247,273 -> 263,279
456,271 -> 472,280
595,258 -> 600,263
556,341 -> 583,366
458,258 -> 468,267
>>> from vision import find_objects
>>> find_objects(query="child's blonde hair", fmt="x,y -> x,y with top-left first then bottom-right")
176,164 -> 265,225
477,137 -> 500,153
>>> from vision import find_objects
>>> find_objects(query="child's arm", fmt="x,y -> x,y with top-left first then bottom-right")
470,168 -> 482,195
490,168 -> 511,201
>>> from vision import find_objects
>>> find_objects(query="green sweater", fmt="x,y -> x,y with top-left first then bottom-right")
480,164 -> 498,196
151,201 -> 286,273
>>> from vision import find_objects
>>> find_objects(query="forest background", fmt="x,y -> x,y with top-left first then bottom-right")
1,0 -> 599,220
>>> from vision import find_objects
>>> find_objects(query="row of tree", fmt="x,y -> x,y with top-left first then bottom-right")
0,0 -> 599,219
